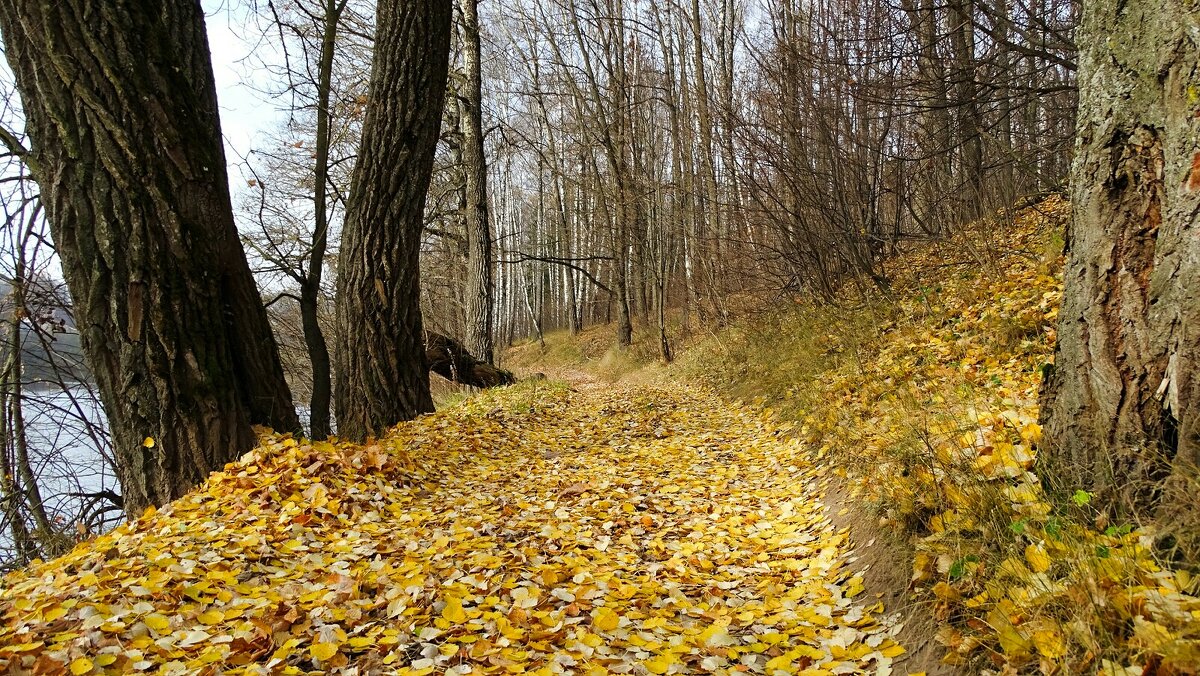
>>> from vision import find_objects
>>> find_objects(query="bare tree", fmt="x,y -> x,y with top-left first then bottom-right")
238,0 -> 374,439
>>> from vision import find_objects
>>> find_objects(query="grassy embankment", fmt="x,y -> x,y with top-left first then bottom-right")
507,196 -> 1200,674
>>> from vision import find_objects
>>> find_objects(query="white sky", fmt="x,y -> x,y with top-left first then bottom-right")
203,0 -> 285,187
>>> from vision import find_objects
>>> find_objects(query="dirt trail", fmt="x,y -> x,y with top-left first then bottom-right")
414,381 -> 914,674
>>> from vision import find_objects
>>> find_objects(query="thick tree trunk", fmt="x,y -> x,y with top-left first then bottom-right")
0,0 -> 298,516
334,0 -> 451,440
458,0 -> 495,365
1042,0 -> 1200,516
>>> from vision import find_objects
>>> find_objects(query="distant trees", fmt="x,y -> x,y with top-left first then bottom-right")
334,0 -> 453,440
1042,0 -> 1199,521
233,0 -> 1080,397
465,0 -> 1077,350
0,0 -> 1091,543
0,0 -> 298,515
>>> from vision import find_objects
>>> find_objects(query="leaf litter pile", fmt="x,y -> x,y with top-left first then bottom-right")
0,383 -> 906,675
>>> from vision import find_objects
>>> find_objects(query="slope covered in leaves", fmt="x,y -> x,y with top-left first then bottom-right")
0,382 -> 907,675
676,197 -> 1200,674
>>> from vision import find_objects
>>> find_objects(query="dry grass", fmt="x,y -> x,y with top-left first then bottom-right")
509,196 -> 1200,674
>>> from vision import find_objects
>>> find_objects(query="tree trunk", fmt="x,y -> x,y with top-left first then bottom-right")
6,261 -> 55,551
1,283 -> 38,564
0,0 -> 298,516
948,0 -> 984,217
334,0 -> 451,441
901,0 -> 953,232
458,0 -> 495,364
301,0 -> 344,441
1041,0 -> 1200,518
689,0 -> 724,303
299,285 -> 332,440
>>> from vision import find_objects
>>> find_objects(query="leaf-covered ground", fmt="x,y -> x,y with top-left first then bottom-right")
0,382 -> 907,675
674,197 -> 1200,673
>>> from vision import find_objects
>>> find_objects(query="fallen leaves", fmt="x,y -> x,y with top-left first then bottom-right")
0,382 -> 903,675
592,607 -> 620,632
680,195 -> 1200,674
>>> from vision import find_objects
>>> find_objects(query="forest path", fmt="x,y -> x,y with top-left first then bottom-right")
389,381 -> 909,674
0,382 -> 908,675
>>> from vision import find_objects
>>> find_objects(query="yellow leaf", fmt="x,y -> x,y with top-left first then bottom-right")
142,436 -> 155,448
144,614 -> 170,632
643,654 -> 675,674
932,582 -> 961,601
963,591 -> 989,608
197,609 -> 223,625
272,637 -> 302,661
844,575 -> 864,597
442,598 -> 468,623
1031,628 -> 1066,659
593,607 -> 620,632
912,551 -> 934,582
765,654 -> 793,671
310,642 -> 340,661
1025,543 -> 1051,573
69,657 -> 94,675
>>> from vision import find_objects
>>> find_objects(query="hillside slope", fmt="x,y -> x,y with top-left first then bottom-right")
511,197 -> 1200,674
3,198 -> 1197,676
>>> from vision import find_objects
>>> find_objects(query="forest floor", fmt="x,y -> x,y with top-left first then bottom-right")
3,196 -> 1198,676
507,196 -> 1200,675
0,381 -> 910,675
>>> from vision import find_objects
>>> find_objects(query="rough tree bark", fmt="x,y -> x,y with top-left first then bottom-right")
458,0 -> 495,364
1041,0 -> 1200,517
0,0 -> 299,516
334,0 -> 452,440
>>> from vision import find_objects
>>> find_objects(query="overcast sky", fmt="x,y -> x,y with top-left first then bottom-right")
204,0 -> 285,187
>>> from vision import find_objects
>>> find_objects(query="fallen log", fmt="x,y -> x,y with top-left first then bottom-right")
425,331 -> 516,388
